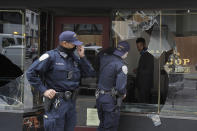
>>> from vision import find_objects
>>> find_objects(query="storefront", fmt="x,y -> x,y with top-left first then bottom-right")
0,1 -> 197,131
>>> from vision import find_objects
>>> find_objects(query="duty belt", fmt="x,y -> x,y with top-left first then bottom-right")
56,91 -> 73,100
98,90 -> 112,95
95,88 -> 118,99
44,90 -> 77,111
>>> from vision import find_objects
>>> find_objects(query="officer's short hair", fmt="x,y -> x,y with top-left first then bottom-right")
136,37 -> 146,46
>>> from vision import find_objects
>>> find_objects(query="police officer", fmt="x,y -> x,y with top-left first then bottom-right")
26,31 -> 95,131
96,41 -> 130,131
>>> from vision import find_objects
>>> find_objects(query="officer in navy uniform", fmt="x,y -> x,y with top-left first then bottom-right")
96,41 -> 130,131
26,31 -> 95,131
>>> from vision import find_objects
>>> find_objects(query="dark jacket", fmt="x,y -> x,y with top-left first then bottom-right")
136,50 -> 154,89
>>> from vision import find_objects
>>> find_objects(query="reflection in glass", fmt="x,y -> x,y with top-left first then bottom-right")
115,10 -> 197,117
62,24 -> 103,46
0,11 -> 24,111
113,10 -> 197,117
0,10 -> 42,112
160,12 -> 197,118
0,53 -> 23,109
24,9 -> 42,109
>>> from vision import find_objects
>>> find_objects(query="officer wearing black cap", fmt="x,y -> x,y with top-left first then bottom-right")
96,41 -> 130,131
26,31 -> 95,131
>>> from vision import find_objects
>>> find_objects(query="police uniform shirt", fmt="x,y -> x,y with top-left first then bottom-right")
98,54 -> 128,95
26,48 -> 95,94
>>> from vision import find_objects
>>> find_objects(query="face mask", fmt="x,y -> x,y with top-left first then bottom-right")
58,45 -> 76,56
69,46 -> 76,52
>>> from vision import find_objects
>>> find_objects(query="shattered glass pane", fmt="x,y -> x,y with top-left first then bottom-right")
148,25 -> 176,58
0,10 -> 43,112
113,10 -> 197,118
113,10 -> 160,40
159,11 -> 197,118
0,76 -> 23,109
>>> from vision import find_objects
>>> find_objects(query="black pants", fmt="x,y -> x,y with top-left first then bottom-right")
138,87 -> 151,103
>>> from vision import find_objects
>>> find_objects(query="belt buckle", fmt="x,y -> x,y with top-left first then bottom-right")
64,91 -> 72,100
100,90 -> 105,94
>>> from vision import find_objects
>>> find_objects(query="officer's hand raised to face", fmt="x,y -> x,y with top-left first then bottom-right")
77,45 -> 85,58
44,89 -> 56,99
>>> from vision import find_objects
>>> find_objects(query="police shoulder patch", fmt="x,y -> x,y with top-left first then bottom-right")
122,65 -> 128,75
39,53 -> 49,61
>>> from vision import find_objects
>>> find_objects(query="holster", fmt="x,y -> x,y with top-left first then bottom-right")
44,97 -> 54,112
116,96 -> 123,107
71,88 -> 79,101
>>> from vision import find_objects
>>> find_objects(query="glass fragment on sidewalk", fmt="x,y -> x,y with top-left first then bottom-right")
147,114 -> 161,126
